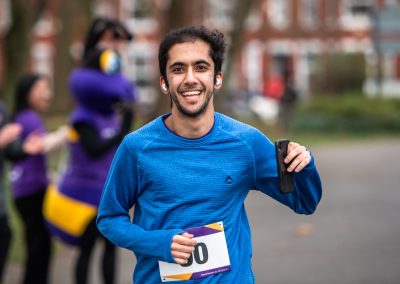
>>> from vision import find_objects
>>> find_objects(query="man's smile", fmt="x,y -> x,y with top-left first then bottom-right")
180,90 -> 202,97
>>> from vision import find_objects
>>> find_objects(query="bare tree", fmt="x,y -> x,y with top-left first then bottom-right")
3,0 -> 46,108
217,0 -> 257,113
2,0 -> 94,115
50,0 -> 94,115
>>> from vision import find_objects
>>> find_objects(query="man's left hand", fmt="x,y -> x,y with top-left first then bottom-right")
284,142 -> 311,173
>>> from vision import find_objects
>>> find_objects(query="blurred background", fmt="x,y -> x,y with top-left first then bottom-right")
1,0 -> 400,283
1,0 -> 400,133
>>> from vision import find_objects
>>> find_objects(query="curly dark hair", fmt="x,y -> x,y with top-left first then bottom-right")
158,26 -> 226,87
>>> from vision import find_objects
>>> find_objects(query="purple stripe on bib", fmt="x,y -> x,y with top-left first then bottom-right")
186,225 -> 221,238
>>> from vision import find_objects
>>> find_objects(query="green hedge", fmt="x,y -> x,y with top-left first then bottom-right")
293,95 -> 400,134
309,53 -> 366,96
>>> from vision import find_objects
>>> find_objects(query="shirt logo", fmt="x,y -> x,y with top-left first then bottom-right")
224,176 -> 233,184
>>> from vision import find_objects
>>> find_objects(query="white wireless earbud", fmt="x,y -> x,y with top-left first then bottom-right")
216,78 -> 221,86
162,83 -> 168,92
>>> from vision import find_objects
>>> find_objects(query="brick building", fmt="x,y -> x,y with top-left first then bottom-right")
1,0 -> 399,111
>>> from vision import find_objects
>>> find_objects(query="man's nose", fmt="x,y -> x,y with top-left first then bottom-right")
183,68 -> 197,85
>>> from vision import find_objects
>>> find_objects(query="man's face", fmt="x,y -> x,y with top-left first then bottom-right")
162,40 -> 222,117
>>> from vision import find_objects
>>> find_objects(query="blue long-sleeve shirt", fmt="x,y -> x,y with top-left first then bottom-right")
97,112 -> 322,283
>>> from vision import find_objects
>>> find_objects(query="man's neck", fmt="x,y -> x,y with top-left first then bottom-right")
165,108 -> 215,139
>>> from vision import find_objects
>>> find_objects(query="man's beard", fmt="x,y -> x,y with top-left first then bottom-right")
170,91 -> 213,118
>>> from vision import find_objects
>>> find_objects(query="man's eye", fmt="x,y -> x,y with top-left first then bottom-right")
172,66 -> 184,72
196,65 -> 208,71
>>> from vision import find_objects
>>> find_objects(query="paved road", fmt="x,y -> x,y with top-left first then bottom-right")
250,138 -> 400,284
4,138 -> 400,283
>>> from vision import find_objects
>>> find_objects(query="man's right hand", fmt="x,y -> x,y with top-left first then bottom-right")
171,232 -> 197,265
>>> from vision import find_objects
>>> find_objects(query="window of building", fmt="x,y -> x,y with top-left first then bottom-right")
395,54 -> 400,80
123,41 -> 158,113
267,0 -> 291,30
383,53 -> 394,79
245,7 -> 263,32
300,0 -> 320,29
125,42 -> 156,86
325,0 -> 338,29
385,0 -> 400,7
244,40 -> 263,93
0,0 -> 11,35
122,0 -> 152,19
121,0 -> 156,34
340,0 -> 373,30
206,0 -> 234,31
31,42 -> 53,77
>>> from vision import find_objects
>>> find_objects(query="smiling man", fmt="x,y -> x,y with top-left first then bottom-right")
97,26 -> 322,283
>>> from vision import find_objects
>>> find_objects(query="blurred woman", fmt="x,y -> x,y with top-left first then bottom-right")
5,74 -> 54,284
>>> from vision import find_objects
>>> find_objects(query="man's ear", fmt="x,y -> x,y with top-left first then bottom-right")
214,72 -> 223,90
160,77 -> 169,94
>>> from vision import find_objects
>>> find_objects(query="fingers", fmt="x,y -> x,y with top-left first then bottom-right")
284,142 -> 311,173
3,123 -> 22,135
22,134 -> 44,155
287,150 -> 311,172
0,124 -> 22,147
171,240 -> 196,253
173,232 -> 196,246
172,251 -> 192,265
171,233 -> 196,265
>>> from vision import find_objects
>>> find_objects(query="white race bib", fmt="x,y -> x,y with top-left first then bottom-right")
159,221 -> 231,282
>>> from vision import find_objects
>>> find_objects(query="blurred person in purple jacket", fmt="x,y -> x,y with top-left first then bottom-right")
50,49 -> 135,284
43,17 -> 135,284
5,73 -> 54,284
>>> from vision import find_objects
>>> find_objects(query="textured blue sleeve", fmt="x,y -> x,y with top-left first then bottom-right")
252,131 -> 322,214
96,139 -> 183,263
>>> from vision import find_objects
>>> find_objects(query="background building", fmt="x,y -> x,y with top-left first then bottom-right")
1,0 -> 400,116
